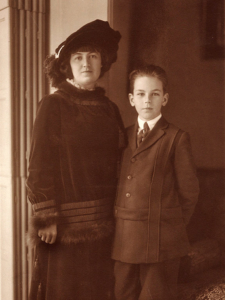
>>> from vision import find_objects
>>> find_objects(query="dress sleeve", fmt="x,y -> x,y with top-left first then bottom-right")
173,131 -> 199,225
108,100 -> 127,149
107,100 -> 127,179
26,95 -> 60,231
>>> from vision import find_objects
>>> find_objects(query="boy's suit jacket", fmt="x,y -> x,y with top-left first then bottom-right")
112,116 -> 199,263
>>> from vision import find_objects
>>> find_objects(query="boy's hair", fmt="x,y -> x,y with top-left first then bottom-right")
44,45 -> 109,88
129,64 -> 168,94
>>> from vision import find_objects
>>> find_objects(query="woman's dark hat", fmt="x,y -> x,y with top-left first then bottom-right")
55,19 -> 121,69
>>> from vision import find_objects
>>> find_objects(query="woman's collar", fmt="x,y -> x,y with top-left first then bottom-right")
57,80 -> 106,99
66,78 -> 96,91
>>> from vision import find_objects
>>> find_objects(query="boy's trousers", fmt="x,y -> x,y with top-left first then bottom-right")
114,258 -> 180,300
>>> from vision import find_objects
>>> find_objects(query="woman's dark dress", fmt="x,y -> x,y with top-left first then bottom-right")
26,81 -> 125,300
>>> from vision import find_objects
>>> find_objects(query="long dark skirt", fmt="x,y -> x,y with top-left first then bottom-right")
30,236 -> 114,300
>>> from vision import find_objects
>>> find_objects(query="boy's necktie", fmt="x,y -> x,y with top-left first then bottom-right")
137,122 -> 150,147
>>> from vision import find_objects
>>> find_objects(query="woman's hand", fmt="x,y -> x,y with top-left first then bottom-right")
38,224 -> 57,244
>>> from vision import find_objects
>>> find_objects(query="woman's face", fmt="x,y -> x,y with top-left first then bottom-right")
70,51 -> 102,89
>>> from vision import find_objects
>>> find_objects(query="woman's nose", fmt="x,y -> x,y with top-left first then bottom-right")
83,56 -> 90,67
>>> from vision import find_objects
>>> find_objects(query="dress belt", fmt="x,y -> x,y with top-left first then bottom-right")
59,198 -> 114,224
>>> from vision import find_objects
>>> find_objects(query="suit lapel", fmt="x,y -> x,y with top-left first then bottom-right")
128,117 -> 169,157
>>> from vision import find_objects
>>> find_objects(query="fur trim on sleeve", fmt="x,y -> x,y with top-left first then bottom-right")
31,211 -> 58,228
27,212 -> 58,247
59,219 -> 114,245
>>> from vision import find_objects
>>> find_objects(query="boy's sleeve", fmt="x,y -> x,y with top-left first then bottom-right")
26,95 -> 60,232
173,131 -> 199,225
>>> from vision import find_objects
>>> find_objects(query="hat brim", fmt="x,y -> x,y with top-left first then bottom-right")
56,20 -> 121,69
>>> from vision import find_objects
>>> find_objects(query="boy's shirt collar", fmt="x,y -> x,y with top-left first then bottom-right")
138,114 -> 162,132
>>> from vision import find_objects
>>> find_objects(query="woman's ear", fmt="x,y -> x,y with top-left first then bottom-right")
162,93 -> 169,106
129,93 -> 135,106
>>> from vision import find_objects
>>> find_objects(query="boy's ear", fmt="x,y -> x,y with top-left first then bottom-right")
129,93 -> 135,107
162,93 -> 169,106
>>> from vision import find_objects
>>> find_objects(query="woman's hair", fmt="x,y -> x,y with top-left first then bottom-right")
129,64 -> 168,94
45,45 -> 109,88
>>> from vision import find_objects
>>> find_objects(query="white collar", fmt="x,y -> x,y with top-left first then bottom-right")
66,78 -> 96,91
138,114 -> 162,131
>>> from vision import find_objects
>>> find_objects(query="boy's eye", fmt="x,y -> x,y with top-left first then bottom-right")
152,92 -> 160,96
137,93 -> 145,96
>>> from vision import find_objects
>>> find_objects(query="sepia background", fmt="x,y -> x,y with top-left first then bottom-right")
0,0 -> 224,299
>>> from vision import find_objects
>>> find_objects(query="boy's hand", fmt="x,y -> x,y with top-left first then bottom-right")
38,224 -> 57,244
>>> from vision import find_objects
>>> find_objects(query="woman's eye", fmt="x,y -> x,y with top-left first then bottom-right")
74,56 -> 82,61
90,54 -> 97,59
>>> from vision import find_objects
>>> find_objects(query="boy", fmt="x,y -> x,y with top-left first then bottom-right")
112,65 -> 199,300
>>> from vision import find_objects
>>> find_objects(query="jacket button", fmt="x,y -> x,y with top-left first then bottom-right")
126,193 -> 131,198
131,158 -> 136,163
127,175 -> 132,180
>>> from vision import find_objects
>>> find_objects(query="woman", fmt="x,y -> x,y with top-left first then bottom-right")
26,19 -> 124,300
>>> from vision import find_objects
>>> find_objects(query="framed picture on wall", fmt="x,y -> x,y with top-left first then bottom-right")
202,0 -> 225,59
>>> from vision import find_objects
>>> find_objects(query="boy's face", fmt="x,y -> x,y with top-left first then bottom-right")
129,76 -> 168,121
70,51 -> 102,89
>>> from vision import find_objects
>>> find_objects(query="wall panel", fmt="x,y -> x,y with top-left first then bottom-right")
9,2 -> 50,299
0,7 -> 14,300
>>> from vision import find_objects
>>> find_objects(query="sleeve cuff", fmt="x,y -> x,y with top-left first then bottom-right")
32,199 -> 56,214
31,209 -> 58,228
27,202 -> 58,248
